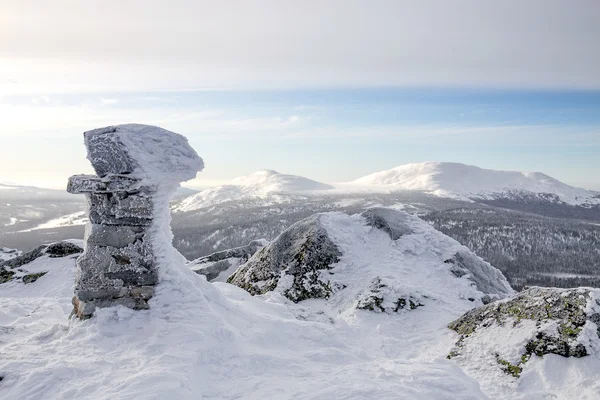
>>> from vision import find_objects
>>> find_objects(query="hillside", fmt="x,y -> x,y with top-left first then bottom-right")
175,170 -> 334,212
352,162 -> 600,206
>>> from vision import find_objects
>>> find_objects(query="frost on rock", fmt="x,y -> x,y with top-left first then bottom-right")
189,239 -> 267,281
67,124 -> 203,319
361,207 -> 414,240
0,241 -> 82,284
229,208 -> 513,312
444,251 -> 513,301
228,214 -> 342,302
448,287 -> 599,378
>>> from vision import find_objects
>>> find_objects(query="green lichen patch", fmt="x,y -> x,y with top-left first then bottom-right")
496,355 -> 523,378
22,272 -> 48,284
448,287 -> 593,377
0,267 -> 16,284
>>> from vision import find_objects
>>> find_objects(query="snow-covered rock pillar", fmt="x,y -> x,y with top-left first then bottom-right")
67,124 -> 203,319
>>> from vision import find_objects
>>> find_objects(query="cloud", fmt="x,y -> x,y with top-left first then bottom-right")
1,0 -> 599,93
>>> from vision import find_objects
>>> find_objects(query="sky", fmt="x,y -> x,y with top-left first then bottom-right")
1,0 -> 599,190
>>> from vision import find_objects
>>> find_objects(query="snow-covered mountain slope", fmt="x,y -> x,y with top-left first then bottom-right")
1,211 -> 600,398
352,162 -> 600,205
19,211 -> 87,232
174,170 -> 333,212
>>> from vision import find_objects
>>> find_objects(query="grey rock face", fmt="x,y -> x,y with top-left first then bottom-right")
84,126 -> 139,177
67,124 -> 203,319
362,207 -> 414,240
190,239 -> 267,281
228,214 -> 342,302
444,251 -> 513,299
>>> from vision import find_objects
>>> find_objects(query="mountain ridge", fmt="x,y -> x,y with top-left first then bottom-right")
351,161 -> 599,205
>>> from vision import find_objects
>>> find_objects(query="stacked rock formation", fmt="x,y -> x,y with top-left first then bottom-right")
68,124 -> 203,319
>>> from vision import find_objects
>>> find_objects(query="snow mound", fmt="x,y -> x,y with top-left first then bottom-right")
0,236 -> 491,400
228,207 -> 513,311
352,162 -> 599,205
175,170 -> 333,212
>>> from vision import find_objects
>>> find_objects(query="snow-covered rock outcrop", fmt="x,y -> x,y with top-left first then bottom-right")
447,286 -> 600,397
175,169 -> 333,212
228,207 -> 513,312
0,241 -> 82,284
351,162 -> 600,205
189,239 -> 268,282
0,247 -> 21,262
67,124 -> 203,318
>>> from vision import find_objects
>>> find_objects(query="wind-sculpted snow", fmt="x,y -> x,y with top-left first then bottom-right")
352,162 -> 600,206
1,233 -> 599,398
83,124 -> 204,185
229,208 -> 513,312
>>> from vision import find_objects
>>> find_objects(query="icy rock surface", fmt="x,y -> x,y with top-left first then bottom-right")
67,124 -> 203,318
189,239 -> 267,282
229,208 -> 513,311
83,124 -> 204,185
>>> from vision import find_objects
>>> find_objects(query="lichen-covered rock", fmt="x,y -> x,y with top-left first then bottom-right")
67,124 -> 203,319
189,239 -> 267,281
447,287 -> 599,378
228,215 -> 342,301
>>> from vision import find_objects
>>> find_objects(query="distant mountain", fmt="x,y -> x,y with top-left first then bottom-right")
174,170 -> 333,212
352,162 -> 600,206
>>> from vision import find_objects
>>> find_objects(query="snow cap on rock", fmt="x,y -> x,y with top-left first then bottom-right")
84,124 -> 204,185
